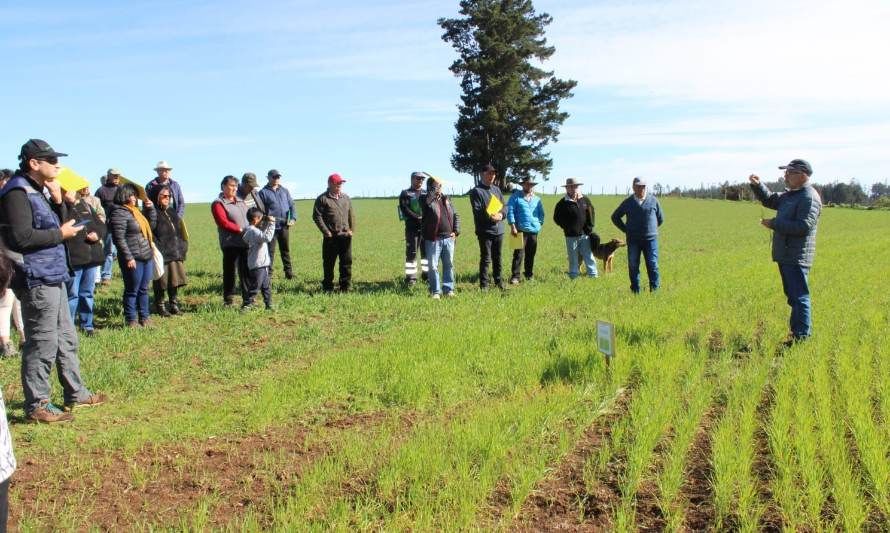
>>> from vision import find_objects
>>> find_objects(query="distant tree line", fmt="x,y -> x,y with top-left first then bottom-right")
655,179 -> 890,209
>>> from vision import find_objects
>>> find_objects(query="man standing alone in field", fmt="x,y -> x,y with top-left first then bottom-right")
313,173 -> 354,293
749,159 -> 822,346
399,171 -> 428,286
469,164 -> 507,290
611,176 -> 664,293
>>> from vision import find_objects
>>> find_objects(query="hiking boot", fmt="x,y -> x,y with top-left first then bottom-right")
155,302 -> 171,317
28,401 -> 74,424
126,320 -> 139,328
168,300 -> 181,315
64,393 -> 108,412
139,317 -> 153,327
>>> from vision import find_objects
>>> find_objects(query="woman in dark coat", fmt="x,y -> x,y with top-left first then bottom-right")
149,185 -> 188,316
64,187 -> 106,335
108,184 -> 156,327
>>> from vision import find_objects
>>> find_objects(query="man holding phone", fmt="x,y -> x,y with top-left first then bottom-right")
0,139 -> 107,423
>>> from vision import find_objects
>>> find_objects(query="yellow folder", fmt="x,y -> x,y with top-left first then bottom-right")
118,175 -> 149,202
55,168 -> 90,193
509,231 -> 524,250
485,194 -> 503,216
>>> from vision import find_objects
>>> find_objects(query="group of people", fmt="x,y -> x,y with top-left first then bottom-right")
0,136 -> 822,528
397,165 -> 666,298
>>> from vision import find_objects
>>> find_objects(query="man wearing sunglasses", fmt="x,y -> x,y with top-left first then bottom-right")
0,139 -> 107,423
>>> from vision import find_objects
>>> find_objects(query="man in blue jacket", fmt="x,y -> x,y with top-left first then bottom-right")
611,177 -> 664,293
0,139 -> 107,423
749,159 -> 822,345
257,169 -> 296,280
506,177 -> 545,284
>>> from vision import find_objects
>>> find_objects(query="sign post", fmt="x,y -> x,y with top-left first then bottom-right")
596,320 -> 616,364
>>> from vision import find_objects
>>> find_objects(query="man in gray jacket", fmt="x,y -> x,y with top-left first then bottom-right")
312,173 -> 354,293
749,159 -> 822,346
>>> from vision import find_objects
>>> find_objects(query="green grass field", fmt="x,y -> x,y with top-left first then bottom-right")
2,195 -> 888,531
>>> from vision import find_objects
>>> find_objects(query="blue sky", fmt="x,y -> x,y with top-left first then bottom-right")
2,0 -> 888,201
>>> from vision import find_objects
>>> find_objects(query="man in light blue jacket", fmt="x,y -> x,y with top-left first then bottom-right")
749,159 -> 822,346
507,177 -> 545,284
611,177 -> 664,293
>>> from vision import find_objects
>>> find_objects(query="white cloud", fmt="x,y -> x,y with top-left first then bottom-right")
547,0 -> 890,105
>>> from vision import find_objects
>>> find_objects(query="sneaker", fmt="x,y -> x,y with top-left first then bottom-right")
509,277 -> 520,285
28,401 -> 74,423
240,304 -> 256,312
430,293 -> 441,300
444,291 -> 456,298
82,329 -> 96,338
64,393 -> 108,412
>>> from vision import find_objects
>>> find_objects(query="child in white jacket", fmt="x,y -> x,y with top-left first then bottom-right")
242,208 -> 276,310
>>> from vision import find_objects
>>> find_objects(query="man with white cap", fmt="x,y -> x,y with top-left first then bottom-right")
749,159 -> 822,346
611,176 -> 664,293
145,161 -> 185,219
553,178 -> 598,279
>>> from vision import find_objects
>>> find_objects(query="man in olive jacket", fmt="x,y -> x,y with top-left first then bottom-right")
312,173 -> 354,292
749,159 -> 822,345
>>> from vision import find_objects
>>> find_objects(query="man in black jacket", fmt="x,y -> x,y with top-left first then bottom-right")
468,164 -> 506,290
0,139 -> 107,423
399,172 -> 428,286
421,176 -> 460,298
553,178 -> 599,279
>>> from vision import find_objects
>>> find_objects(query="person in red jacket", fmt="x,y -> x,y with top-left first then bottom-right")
211,175 -> 249,306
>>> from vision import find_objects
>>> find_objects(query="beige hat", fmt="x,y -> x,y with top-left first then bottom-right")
154,160 -> 173,171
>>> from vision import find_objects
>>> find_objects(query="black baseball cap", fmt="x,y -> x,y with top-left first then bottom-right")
18,139 -> 67,162
267,169 -> 282,178
779,159 -> 812,176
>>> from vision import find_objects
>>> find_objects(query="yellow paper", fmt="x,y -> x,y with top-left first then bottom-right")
179,218 -> 190,242
118,176 -> 149,202
485,194 -> 503,216
509,231 -> 524,250
55,168 -> 90,193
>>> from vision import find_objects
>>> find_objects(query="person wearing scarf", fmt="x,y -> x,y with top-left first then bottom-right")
109,184 -> 157,327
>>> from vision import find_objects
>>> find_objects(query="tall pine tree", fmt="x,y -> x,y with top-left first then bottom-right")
439,0 -> 576,188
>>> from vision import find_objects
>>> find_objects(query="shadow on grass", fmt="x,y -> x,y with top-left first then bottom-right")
540,353 -> 600,386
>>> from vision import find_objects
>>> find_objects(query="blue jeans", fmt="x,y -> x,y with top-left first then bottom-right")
101,233 -> 116,281
565,235 -> 598,279
66,266 -> 99,331
778,264 -> 811,338
627,237 -> 659,293
425,237 -> 455,295
119,258 -> 153,322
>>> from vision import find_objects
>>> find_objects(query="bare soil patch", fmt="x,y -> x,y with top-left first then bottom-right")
9,410 -> 393,530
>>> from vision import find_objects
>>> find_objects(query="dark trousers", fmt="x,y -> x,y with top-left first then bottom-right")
0,477 -> 8,532
322,235 -> 352,291
511,231 -> 538,280
627,237 -> 659,293
268,226 -> 293,277
246,266 -> 272,307
221,246 -> 249,304
404,225 -> 427,281
477,234 -> 504,287
119,258 -> 153,322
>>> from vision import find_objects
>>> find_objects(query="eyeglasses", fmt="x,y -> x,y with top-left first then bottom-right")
158,194 -> 171,198
37,156 -> 58,165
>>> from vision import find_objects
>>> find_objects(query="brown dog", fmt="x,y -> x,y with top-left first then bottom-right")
594,238 -> 626,273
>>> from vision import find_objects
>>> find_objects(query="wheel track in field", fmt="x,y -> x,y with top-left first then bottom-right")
506,385 -> 634,531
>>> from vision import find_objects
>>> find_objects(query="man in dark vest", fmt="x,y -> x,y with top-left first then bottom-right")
0,139 -> 107,423
398,171 -> 428,285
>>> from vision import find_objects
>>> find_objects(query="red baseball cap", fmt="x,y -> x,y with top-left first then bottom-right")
328,173 -> 346,184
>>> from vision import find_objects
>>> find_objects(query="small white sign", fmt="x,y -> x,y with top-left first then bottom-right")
597,320 -> 616,359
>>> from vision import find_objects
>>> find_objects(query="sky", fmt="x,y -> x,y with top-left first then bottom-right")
1,0 -> 888,201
